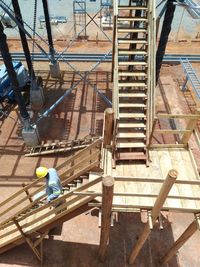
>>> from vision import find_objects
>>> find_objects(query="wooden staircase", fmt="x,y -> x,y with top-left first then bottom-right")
0,139 -> 102,258
113,0 -> 150,162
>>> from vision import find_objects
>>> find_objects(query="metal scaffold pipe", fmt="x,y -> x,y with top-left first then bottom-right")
156,0 -> 176,84
0,22 -> 30,127
11,0 -> 36,79
42,0 -> 55,63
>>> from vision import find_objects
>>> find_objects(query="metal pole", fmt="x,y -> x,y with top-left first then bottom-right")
156,0 -> 176,84
42,0 -> 55,62
0,22 -> 30,128
11,0 -> 36,79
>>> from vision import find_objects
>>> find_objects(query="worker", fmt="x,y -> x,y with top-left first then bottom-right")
36,166 -> 62,204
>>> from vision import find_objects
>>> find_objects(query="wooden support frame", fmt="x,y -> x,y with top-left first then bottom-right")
160,218 -> 199,265
103,108 -> 114,147
13,219 -> 42,261
128,169 -> 178,265
181,108 -> 200,144
22,183 -> 33,203
99,176 -> 114,261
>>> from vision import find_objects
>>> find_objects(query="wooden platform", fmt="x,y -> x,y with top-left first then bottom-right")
89,147 -> 200,213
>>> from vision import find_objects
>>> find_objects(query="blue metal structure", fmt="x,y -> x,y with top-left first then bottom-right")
181,58 -> 200,100
0,61 -> 29,102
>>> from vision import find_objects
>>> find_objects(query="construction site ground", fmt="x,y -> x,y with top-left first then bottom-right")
0,39 -> 200,266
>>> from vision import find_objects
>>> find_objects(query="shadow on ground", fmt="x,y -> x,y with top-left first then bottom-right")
0,213 -> 179,267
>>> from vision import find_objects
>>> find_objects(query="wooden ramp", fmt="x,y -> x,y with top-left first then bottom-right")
0,139 -> 102,260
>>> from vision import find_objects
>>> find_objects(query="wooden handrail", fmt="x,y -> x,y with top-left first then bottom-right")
0,161 -> 101,228
0,177 -> 102,239
0,140 -> 101,210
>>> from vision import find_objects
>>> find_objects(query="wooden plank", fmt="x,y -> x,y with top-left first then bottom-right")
118,122 -> 146,128
118,17 -> 147,22
118,28 -> 147,33
103,108 -> 114,147
119,93 -> 147,98
118,71 -> 147,77
118,50 -> 147,55
150,144 -> 187,149
118,82 -> 147,87
118,6 -> 147,10
116,142 -> 145,148
114,176 -> 200,185
119,113 -> 146,118
118,62 -> 147,66
117,133 -> 145,138
88,202 -> 200,213
119,103 -> 146,108
156,114 -> 200,119
154,129 -> 192,134
118,39 -> 147,44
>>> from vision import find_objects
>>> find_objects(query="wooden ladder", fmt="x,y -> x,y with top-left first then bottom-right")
25,136 -> 99,157
114,0 -> 149,162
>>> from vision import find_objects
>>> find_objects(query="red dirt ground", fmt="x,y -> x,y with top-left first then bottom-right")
0,39 -> 200,266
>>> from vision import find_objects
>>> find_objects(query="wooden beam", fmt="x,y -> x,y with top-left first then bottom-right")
114,176 -> 200,185
154,129 -> 192,134
128,169 -> 178,265
181,108 -> 200,144
88,202 -> 200,213
22,183 -> 33,203
99,176 -> 114,261
103,108 -> 114,147
149,144 -> 187,149
160,220 -> 198,265
33,231 -> 49,248
156,114 -> 200,119
13,219 -> 41,261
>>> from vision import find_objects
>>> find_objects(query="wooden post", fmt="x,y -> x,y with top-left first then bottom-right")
103,108 -> 114,147
22,183 -> 33,203
128,169 -> 178,265
181,108 -> 200,144
13,219 -> 41,261
99,176 -> 114,261
160,220 -> 198,265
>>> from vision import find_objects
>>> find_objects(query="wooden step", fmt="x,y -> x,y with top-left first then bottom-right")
115,152 -> 146,161
116,142 -> 145,148
118,17 -> 147,22
118,6 -> 147,10
118,71 -> 147,77
119,61 -> 147,66
119,93 -> 147,98
119,113 -> 146,118
118,82 -> 147,87
118,38 -> 147,44
118,50 -> 147,55
119,103 -> 146,108
118,122 -> 146,129
117,132 -> 146,138
118,28 -> 147,33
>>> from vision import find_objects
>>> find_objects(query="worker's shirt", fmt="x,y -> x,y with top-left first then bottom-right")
46,168 -> 62,202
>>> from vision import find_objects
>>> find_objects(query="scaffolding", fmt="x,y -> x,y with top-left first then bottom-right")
73,0 -> 87,38
100,0 -> 113,28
